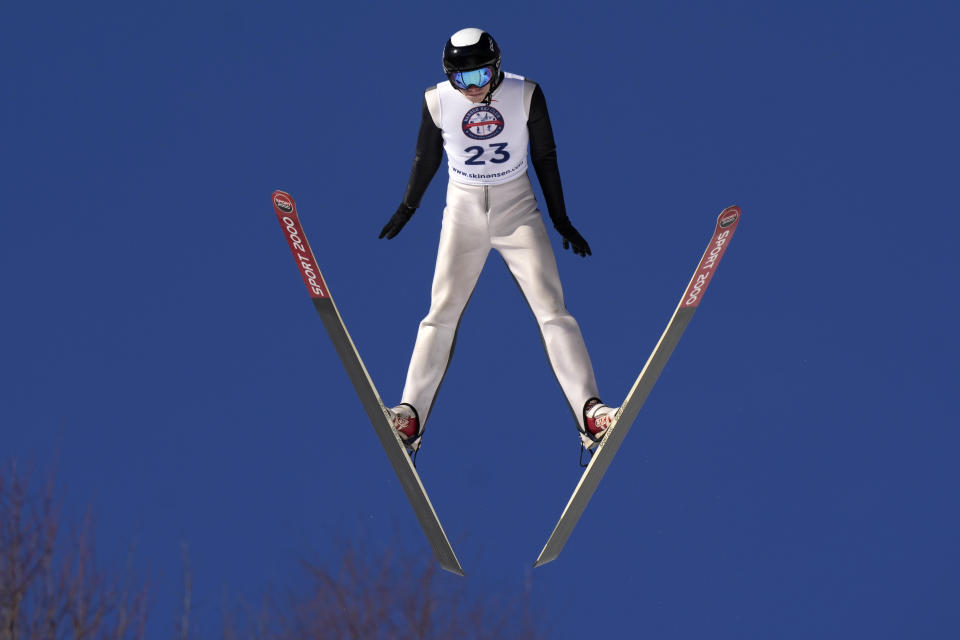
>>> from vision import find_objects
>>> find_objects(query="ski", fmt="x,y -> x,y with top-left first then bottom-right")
534,206 -> 741,568
271,190 -> 464,576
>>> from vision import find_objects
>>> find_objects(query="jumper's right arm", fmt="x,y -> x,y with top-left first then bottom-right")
379,94 -> 444,239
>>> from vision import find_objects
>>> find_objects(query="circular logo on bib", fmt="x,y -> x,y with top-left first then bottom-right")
462,105 -> 504,140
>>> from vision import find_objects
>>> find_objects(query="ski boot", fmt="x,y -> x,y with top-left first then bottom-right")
580,398 -> 618,449
388,403 -> 423,451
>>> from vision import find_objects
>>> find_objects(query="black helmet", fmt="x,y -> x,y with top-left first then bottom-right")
442,28 -> 501,76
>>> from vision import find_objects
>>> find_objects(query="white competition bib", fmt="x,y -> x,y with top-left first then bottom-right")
435,72 -> 529,185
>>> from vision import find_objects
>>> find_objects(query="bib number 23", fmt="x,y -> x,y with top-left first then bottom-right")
464,143 -> 510,166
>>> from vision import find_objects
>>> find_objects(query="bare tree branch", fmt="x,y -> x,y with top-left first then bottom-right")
0,461 -> 147,640
176,542 -> 191,640
3,459 -> 546,640
220,532 -> 546,640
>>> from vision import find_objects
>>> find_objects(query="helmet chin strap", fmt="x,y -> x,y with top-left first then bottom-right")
481,71 -> 504,104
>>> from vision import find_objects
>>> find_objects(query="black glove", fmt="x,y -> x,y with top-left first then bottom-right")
554,220 -> 592,257
379,203 -> 416,239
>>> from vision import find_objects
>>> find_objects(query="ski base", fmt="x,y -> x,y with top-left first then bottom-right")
535,206 -> 741,568
272,190 -> 464,576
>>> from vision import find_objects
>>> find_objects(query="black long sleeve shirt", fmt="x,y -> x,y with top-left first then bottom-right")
402,82 -> 571,228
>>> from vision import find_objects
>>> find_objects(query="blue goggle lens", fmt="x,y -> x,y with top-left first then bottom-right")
450,67 -> 493,90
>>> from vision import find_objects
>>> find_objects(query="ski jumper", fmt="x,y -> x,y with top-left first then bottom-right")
399,72 -> 600,431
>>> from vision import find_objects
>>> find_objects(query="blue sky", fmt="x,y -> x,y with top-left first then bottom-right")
3,0 -> 958,637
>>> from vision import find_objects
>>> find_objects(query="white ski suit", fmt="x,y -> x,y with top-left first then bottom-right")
393,72 -> 602,432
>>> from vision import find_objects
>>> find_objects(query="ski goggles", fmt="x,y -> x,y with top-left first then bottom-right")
448,66 -> 494,90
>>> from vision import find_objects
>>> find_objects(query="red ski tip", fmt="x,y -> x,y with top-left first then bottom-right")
680,206 -> 740,309
272,190 -> 330,300
272,190 -> 296,216
718,205 -> 740,228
